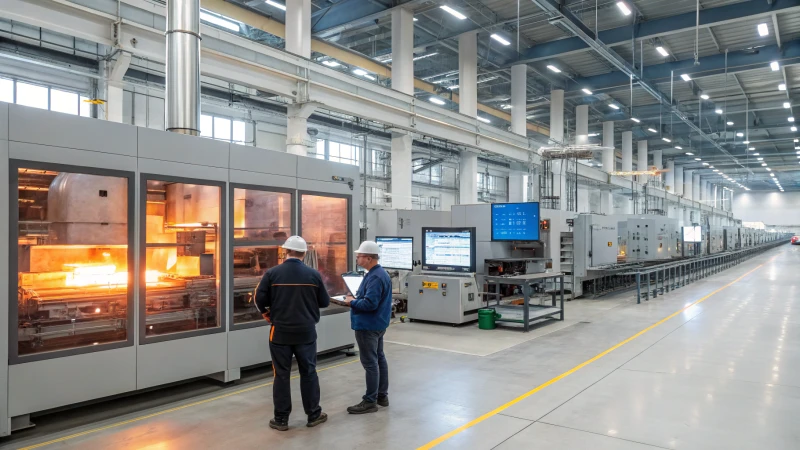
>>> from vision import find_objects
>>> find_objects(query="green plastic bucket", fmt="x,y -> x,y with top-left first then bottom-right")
478,309 -> 501,330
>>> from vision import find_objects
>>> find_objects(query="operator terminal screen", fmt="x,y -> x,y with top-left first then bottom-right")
491,202 -> 540,241
422,228 -> 476,273
376,237 -> 414,271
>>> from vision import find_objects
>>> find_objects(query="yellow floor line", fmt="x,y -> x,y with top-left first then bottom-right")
417,263 -> 766,449
19,359 -> 359,450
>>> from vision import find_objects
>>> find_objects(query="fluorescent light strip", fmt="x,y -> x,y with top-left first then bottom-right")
547,65 -> 561,73
429,97 -> 445,105
785,102 -> 792,109
771,61 -> 780,71
647,128 -> 658,133
656,46 -> 669,57
322,60 -> 341,67
715,109 -> 723,114
758,23 -> 769,37
609,104 -> 620,110
617,2 -> 632,16
200,12 -> 240,32
779,83 -> 787,91
413,52 -> 438,61
441,5 -> 467,20
477,116 -> 491,123
662,137 -> 671,142
265,0 -> 287,11
490,34 -> 511,46
631,117 -> 640,123
680,74 -> 691,81
701,94 -> 710,100
582,88 -> 593,95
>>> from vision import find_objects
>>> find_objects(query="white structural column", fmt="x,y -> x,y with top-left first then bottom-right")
601,121 -> 615,213
286,103 -> 317,156
652,150 -> 663,184
458,32 -> 478,117
104,52 -> 131,123
509,172 -> 526,203
286,0 -> 311,58
575,105 -> 589,144
602,122 -> 615,172
390,131 -> 413,209
621,131 -> 633,178
637,140 -> 648,184
391,8 -> 414,95
665,160 -> 675,192
693,173 -> 701,203
550,90 -> 565,143
684,169 -> 694,201
510,64 -> 527,135
674,165 -> 684,196
459,151 -> 478,204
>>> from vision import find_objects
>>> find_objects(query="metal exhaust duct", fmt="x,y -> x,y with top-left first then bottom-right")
166,0 -> 201,135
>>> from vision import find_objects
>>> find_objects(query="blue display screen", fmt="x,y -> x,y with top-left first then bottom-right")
491,202 -> 540,241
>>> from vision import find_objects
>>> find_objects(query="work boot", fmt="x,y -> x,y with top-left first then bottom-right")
269,418 -> 289,431
347,400 -> 378,414
307,412 -> 328,428
377,395 -> 389,407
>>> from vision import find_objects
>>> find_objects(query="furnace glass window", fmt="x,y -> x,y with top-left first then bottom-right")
301,194 -> 349,296
233,189 -> 292,241
232,245 -> 284,324
16,168 -> 129,356
144,180 -> 221,337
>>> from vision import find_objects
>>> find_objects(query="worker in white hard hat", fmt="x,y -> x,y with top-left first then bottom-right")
254,235 -> 330,431
342,240 -> 393,414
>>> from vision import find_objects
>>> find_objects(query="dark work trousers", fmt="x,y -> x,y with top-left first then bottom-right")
269,340 -> 322,421
355,329 -> 389,403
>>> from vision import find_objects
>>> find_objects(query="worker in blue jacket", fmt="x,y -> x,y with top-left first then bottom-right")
255,235 -> 330,431
343,240 -> 393,414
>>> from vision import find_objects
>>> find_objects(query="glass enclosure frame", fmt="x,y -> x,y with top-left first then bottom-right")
228,183 -> 296,331
8,160 -> 135,364
297,190 -> 352,297
138,174 -> 227,345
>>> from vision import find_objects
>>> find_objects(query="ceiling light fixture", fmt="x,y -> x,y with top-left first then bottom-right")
656,46 -> 669,57
680,74 -> 692,82
744,140 -> 750,144
727,121 -> 734,126
779,83 -> 787,91
771,61 -> 780,71
648,128 -> 658,133
736,132 -> 744,137
662,137 -> 671,142
616,1 -> 632,16
413,52 -> 438,61
631,117 -> 641,123
477,116 -> 491,123
686,152 -> 694,155
749,148 -> 756,151
695,157 -> 702,161
446,85 -> 459,90
758,23 -> 769,37
791,117 -> 796,122
758,157 -> 764,161
715,109 -> 723,114
322,60 -> 341,67
265,0 -> 287,11
793,126 -> 798,132
429,97 -> 446,105
441,5 -> 467,20
490,34 -> 511,46
200,12 -> 241,31
762,163 -> 768,166
609,103 -> 620,110
702,162 -> 709,166
701,94 -> 710,100
582,88 -> 593,95
785,102 -> 792,109
675,146 -> 683,150
547,65 -> 561,73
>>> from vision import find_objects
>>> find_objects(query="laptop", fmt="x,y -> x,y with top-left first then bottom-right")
331,273 -> 364,305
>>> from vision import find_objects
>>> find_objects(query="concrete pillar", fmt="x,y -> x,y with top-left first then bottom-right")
107,85 -> 124,123
665,160 -> 675,192
622,131 -> 633,181
459,150 -> 478,204
511,64 -> 527,136
693,173 -> 701,203
684,169 -> 694,201
509,172 -> 526,203
286,103 -> 317,156
637,140 -> 648,184
550,89 -> 564,143
652,150 -> 663,184
391,8 -> 414,95
575,105 -> 589,145
602,121 -> 615,172
390,131 -> 413,210
458,32 -> 478,117
674,165 -> 684,196
103,52 -> 131,123
286,0 -> 311,58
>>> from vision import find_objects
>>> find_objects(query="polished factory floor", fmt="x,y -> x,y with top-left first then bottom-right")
4,245 -> 799,450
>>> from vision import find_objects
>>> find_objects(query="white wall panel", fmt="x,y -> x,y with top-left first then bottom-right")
733,192 -> 800,226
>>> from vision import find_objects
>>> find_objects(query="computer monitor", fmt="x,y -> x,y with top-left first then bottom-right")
375,236 -> 414,271
491,202 -> 540,241
421,227 -> 476,273
683,226 -> 702,243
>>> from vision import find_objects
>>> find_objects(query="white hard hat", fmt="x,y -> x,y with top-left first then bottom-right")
355,240 -> 380,255
282,235 -> 308,252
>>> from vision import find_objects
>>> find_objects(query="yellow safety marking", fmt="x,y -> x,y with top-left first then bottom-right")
19,359 -> 359,450
418,263 -> 766,449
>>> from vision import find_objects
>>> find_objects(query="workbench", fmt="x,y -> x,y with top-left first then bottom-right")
483,272 -> 565,332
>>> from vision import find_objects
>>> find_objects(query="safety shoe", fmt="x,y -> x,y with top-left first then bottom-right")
269,418 -> 289,431
347,400 -> 378,414
307,412 -> 328,428
377,395 -> 389,407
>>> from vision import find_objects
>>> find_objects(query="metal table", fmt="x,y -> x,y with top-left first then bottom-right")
483,272 -> 565,332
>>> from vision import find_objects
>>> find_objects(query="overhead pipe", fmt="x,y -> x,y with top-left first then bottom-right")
166,0 -> 201,135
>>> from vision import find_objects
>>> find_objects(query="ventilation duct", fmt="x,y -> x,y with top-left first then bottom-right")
166,0 -> 201,135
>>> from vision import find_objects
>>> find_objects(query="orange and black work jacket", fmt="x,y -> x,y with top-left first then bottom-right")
254,258 -> 330,345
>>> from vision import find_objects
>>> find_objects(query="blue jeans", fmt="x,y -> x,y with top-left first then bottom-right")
355,329 -> 389,403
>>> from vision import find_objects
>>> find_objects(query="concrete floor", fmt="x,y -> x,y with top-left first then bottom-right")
4,245 -> 799,450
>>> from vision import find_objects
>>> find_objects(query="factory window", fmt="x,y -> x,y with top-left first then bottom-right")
300,193 -> 350,296
328,141 -> 360,166
0,77 -> 92,117
231,187 -> 294,325
143,179 -> 221,338
313,140 -> 326,159
200,113 -> 249,144
14,166 -> 131,358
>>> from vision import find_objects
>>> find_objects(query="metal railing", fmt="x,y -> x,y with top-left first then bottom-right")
626,241 -> 788,304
